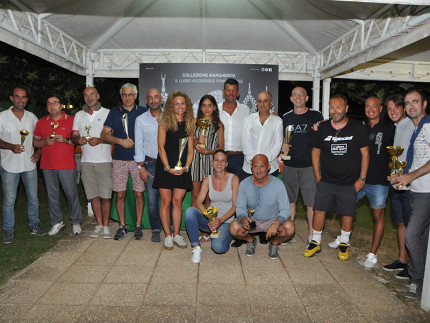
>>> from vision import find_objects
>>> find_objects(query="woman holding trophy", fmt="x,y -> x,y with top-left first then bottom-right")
191,94 -> 224,207
153,91 -> 195,250
185,149 -> 239,264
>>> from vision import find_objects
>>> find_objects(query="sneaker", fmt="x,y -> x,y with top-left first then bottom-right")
164,234 -> 173,250
191,246 -> 202,264
3,231 -> 14,244
72,224 -> 82,235
48,221 -> 66,236
303,240 -> 321,257
114,226 -> 128,240
102,226 -> 112,239
245,238 -> 257,256
328,236 -> 340,249
30,224 -> 47,236
396,266 -> 410,280
268,241 -> 279,259
90,225 -> 103,238
280,236 -> 296,246
338,243 -> 349,261
173,234 -> 187,248
231,239 -> 245,247
134,225 -> 143,240
405,282 -> 422,299
363,253 -> 378,268
383,260 -> 407,272
151,231 -> 161,242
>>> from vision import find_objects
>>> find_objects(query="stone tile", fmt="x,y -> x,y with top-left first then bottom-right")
91,283 -> 147,306
138,304 -> 195,322
197,283 -> 248,306
49,235 -> 94,253
245,283 -> 301,307
305,305 -> 366,323
242,266 -> 291,285
31,251 -> 81,271
295,284 -> 354,307
151,265 -> 198,284
356,303 -> 427,322
79,305 -> 141,322
195,304 -> 253,322
86,238 -> 129,253
104,265 -> 154,284
288,265 -> 337,284
13,263 -> 66,282
74,249 -> 122,266
251,305 -> 311,323
198,264 -> 245,284
20,305 -> 85,322
0,304 -> 33,321
0,281 -> 53,304
37,282 -> 98,305
115,250 -> 160,267
342,283 -> 404,306
58,265 -> 110,283
143,282 -> 196,306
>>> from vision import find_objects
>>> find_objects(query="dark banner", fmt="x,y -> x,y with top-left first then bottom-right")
139,63 -> 279,114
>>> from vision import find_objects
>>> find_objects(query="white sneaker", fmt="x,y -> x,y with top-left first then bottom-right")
90,225 -> 103,238
72,224 -> 82,235
363,253 -> 378,268
191,246 -> 202,264
328,236 -> 340,249
173,234 -> 187,248
164,235 -> 173,250
48,221 -> 66,236
280,236 -> 296,246
102,226 -> 112,239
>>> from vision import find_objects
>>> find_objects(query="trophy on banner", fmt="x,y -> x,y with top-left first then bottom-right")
196,119 -> 211,148
83,125 -> 92,141
19,129 -> 29,150
247,207 -> 256,230
175,137 -> 189,170
386,146 -> 404,180
281,125 -> 294,160
203,206 -> 219,238
50,122 -> 59,138
121,114 -> 129,139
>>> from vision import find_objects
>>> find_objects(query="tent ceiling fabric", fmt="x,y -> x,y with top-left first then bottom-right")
0,0 -> 429,81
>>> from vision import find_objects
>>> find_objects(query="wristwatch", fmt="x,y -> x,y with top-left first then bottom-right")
137,165 -> 143,170
359,177 -> 366,182
185,166 -> 190,172
163,166 -> 171,172
65,137 -> 71,144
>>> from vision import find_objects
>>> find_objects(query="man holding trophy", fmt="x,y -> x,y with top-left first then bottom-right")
101,83 -> 146,240
0,87 -> 44,243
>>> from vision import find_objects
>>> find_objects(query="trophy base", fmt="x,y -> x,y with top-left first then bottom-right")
174,166 -> 182,171
281,155 -> 291,161
210,231 -> 219,239
197,143 -> 205,147
395,184 -> 408,191
86,136 -> 93,141
50,134 -> 55,138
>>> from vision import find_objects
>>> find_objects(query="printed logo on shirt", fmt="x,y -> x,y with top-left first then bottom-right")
331,144 -> 347,155
375,132 -> 383,155
324,135 -> 353,142
293,124 -> 308,133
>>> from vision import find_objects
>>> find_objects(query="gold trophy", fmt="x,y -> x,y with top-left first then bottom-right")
196,119 -> 211,148
19,129 -> 29,150
121,114 -> 129,139
247,207 -> 256,230
203,206 -> 219,238
83,125 -> 92,141
50,122 -> 59,138
175,137 -> 189,170
281,125 -> 294,160
386,146 -> 404,180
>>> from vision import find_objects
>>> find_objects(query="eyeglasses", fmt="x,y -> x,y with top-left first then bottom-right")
47,101 -> 61,107
121,93 -> 136,98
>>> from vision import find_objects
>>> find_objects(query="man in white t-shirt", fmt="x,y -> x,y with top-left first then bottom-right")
71,87 -> 113,239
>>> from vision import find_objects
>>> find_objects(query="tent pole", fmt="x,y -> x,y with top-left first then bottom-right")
322,78 -> 331,119
312,76 -> 320,111
86,52 -> 94,87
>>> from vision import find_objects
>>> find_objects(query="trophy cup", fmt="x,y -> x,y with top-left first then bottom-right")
175,137 -> 189,170
281,125 -> 294,160
196,119 -> 211,148
203,206 -> 219,238
83,125 -> 92,141
247,207 -> 256,230
121,114 -> 129,139
50,122 -> 59,138
19,129 -> 29,150
386,146 -> 404,181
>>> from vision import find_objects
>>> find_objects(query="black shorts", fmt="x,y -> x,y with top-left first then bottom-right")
314,181 -> 357,216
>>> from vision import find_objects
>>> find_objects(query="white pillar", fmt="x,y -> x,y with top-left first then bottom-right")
312,76 -> 320,111
86,52 -> 94,87
322,78 -> 331,119
421,231 -> 430,311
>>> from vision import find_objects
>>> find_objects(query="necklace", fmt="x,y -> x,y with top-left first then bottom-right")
331,121 -> 346,137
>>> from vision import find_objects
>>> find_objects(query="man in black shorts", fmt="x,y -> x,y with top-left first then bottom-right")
304,94 -> 369,260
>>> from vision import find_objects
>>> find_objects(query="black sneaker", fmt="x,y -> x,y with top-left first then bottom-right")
134,225 -> 143,240
30,224 -> 47,236
151,231 -> 161,242
114,226 -> 128,240
383,260 -> 407,272
231,239 -> 245,247
3,231 -> 14,244
268,241 -> 278,259
396,266 -> 410,280
245,238 -> 257,256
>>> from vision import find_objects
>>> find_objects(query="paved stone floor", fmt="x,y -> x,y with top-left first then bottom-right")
0,219 -> 429,322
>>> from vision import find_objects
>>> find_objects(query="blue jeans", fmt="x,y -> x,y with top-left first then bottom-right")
185,207 -> 232,253
2,167 -> 39,232
357,184 -> 389,209
145,160 -> 160,232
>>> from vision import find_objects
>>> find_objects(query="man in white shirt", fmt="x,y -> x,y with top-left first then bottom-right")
71,87 -> 113,239
242,91 -> 283,176
0,87 -> 45,243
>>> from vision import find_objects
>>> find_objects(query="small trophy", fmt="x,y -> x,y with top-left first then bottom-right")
386,146 -> 404,180
83,125 -> 92,141
175,137 -> 189,170
196,119 -> 211,148
19,129 -> 29,150
203,206 -> 219,238
395,160 -> 408,190
247,207 -> 256,230
50,122 -> 58,138
121,114 -> 129,139
281,125 -> 294,160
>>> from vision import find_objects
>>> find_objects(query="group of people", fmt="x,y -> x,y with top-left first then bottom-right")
1,79 -> 429,301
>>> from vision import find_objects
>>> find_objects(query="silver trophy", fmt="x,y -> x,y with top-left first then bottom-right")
175,137 -> 189,170
121,114 -> 129,139
281,125 -> 294,160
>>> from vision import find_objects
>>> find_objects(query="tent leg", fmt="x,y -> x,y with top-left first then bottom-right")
322,78 -> 331,119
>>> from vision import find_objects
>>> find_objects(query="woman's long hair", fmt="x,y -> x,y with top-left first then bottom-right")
159,90 -> 195,136
196,94 -> 222,132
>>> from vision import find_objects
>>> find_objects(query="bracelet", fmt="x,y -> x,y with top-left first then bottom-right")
185,166 -> 189,172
